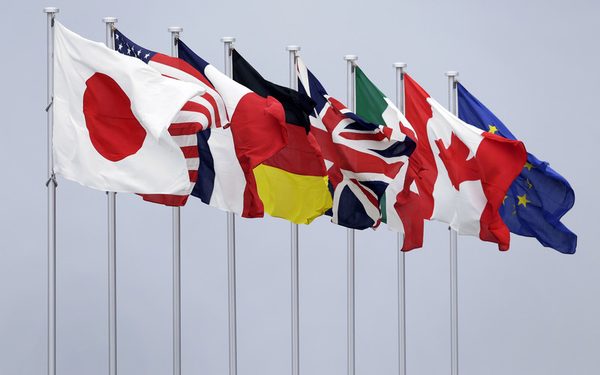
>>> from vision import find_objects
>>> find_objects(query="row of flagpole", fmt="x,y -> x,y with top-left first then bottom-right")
43,8 -> 463,375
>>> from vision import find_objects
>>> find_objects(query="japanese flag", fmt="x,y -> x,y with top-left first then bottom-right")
53,22 -> 205,194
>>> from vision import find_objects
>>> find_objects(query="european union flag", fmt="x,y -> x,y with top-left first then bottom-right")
457,83 -> 577,254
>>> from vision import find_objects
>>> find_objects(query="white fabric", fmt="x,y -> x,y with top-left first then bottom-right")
369,96 -> 414,233
202,64 -> 249,214
426,98 -> 487,235
53,22 -> 204,194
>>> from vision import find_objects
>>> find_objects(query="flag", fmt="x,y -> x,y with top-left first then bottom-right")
232,50 -> 332,224
354,66 -> 420,234
297,59 -> 416,229
401,74 -> 527,250
113,29 -> 229,206
457,83 -> 577,254
53,22 -> 203,194
177,40 -> 289,217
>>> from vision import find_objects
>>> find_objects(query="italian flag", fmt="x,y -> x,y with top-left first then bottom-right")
355,67 -> 416,237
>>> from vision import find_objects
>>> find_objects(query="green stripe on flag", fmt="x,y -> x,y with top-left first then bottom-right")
355,66 -> 394,224
355,66 -> 389,125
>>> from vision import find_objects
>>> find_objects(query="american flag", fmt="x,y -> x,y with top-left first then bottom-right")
297,58 -> 416,229
114,29 -> 229,206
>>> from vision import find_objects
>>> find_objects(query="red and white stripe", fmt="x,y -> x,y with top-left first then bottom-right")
139,53 -> 230,206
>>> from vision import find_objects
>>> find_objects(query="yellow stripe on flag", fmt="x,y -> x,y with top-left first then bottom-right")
253,164 -> 332,224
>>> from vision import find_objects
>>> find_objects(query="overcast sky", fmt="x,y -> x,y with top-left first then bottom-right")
1,0 -> 598,374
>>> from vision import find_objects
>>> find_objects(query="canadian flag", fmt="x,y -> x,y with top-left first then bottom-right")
52,22 -> 204,194
396,75 -> 527,250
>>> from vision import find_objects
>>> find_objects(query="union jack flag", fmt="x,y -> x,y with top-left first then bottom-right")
297,58 -> 416,229
114,29 -> 229,206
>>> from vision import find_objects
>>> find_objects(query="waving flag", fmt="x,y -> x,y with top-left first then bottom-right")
53,22 -> 202,194
401,75 -> 527,250
177,40 -> 288,217
297,58 -> 416,229
114,29 -> 229,206
354,66 -> 420,235
232,50 -> 332,224
457,83 -> 577,253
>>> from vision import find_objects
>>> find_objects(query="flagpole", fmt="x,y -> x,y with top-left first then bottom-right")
393,62 -> 408,375
168,26 -> 183,375
103,16 -> 118,375
445,70 -> 460,375
43,7 -> 58,375
221,36 -> 238,375
286,45 -> 301,375
343,54 -> 358,375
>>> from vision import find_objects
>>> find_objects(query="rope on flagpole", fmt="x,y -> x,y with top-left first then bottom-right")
221,36 -> 238,375
103,16 -> 119,375
168,26 -> 183,375
393,61 -> 408,375
343,54 -> 358,375
286,44 -> 301,375
43,7 -> 59,375
445,70 -> 460,375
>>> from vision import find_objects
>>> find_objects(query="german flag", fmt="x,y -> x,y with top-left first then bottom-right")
232,50 -> 332,224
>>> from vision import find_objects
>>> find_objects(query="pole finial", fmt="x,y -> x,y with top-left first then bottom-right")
43,7 -> 59,13
168,26 -> 183,33
344,54 -> 358,62
221,36 -> 236,43
445,70 -> 459,77
102,17 -> 118,24
286,45 -> 301,52
393,62 -> 407,69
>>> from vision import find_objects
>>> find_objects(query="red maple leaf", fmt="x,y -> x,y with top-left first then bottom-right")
434,133 -> 479,190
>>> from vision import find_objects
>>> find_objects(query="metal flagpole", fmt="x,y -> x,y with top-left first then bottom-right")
393,62 -> 408,375
286,45 -> 301,375
102,16 -> 118,375
43,7 -> 59,375
168,26 -> 183,375
343,54 -> 358,375
445,70 -> 459,375
221,36 -> 238,375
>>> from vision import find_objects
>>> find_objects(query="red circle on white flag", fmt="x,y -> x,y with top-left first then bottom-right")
83,72 -> 146,162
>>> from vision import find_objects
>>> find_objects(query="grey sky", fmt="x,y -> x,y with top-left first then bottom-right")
1,0 -> 598,374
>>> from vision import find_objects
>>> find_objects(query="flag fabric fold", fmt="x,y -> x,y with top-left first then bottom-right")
177,40 -> 289,217
232,50 -> 332,224
400,74 -> 527,250
354,66 -> 420,234
297,59 -> 416,229
457,83 -> 577,254
53,22 -> 203,194
113,30 -> 229,206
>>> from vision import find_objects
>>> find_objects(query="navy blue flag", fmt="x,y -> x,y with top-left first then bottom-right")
457,83 -> 576,254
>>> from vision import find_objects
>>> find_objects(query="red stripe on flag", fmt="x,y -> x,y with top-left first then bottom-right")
339,131 -> 387,142
168,122 -> 202,136
189,170 -> 198,182
201,92 -> 221,128
181,101 -> 213,126
139,193 -> 189,207
151,53 -> 216,89
181,145 -> 199,158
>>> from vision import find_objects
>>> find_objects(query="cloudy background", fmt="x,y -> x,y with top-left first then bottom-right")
1,0 -> 598,374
